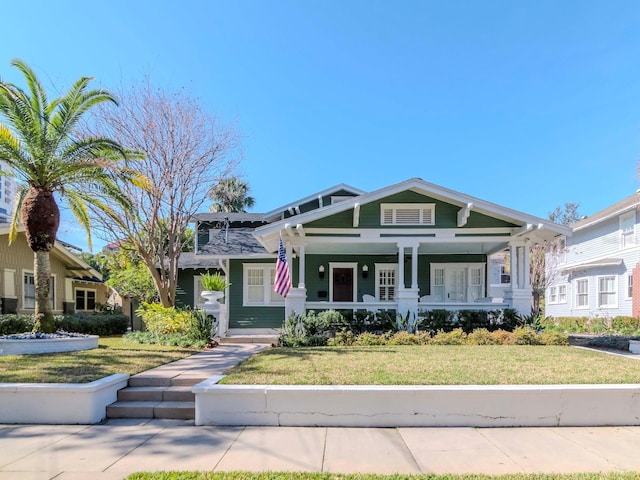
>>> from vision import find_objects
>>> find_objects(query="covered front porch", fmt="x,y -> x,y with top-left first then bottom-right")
280,231 -> 535,320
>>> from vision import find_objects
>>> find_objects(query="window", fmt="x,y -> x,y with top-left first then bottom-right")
75,288 -> 96,311
469,267 -> 482,300
549,286 -> 558,304
23,273 -> 55,309
548,284 -> 567,304
429,263 -> 485,303
375,264 -> 397,301
558,284 -> 567,303
243,264 -> 284,306
575,279 -> 589,309
620,211 -> 636,249
500,264 -> 510,284
23,273 -> 35,309
380,203 -> 435,226
598,276 -> 617,308
628,274 -> 633,299
432,268 -> 445,302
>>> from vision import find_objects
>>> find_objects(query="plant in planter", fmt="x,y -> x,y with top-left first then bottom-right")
200,272 -> 231,304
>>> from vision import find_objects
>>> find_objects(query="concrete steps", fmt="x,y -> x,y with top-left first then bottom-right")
107,377 -> 203,420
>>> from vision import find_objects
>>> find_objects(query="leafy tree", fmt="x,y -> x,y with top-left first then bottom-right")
0,59 -> 142,332
548,202 -> 583,225
209,176 -> 255,213
85,79 -> 239,307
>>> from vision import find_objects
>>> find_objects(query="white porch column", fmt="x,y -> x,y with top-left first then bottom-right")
411,244 -> 418,289
523,243 -> 531,289
396,242 -> 419,327
398,245 -> 406,289
504,241 -> 532,314
298,245 -> 306,289
509,244 -> 518,289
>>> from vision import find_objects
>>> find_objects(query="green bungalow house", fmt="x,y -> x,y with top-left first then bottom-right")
176,178 -> 571,337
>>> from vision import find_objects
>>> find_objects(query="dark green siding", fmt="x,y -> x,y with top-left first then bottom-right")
305,191 -> 517,229
228,258 -> 285,329
176,268 -> 223,308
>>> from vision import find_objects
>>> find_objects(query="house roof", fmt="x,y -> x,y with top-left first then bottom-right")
572,192 -> 640,231
0,225 -> 103,281
254,177 -> 572,253
560,257 -> 623,273
192,212 -> 267,223
196,227 -> 269,256
263,183 -> 365,221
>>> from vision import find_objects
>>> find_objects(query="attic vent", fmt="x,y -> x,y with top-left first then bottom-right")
380,203 -> 435,226
331,196 -> 351,204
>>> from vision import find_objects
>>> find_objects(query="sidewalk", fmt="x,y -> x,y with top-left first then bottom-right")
2,344 -> 640,479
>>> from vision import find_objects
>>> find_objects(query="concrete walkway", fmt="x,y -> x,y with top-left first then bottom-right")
2,343 -> 640,479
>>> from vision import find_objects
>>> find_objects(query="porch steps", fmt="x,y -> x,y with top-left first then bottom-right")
106,377 -> 204,420
219,335 -> 279,345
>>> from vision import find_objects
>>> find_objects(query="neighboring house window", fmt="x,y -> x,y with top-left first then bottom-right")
548,286 -> 558,304
597,276 -> 617,308
575,278 -> 589,309
627,274 -> 633,299
23,273 -> 55,309
558,284 -> 567,304
75,288 -> 96,311
23,273 -> 35,309
375,264 -> 397,301
620,211 -> 636,249
380,203 -> 435,226
243,264 -> 284,306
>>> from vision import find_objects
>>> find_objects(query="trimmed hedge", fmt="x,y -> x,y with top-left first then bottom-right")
0,314 -> 129,336
542,316 -> 640,334
418,309 -> 522,334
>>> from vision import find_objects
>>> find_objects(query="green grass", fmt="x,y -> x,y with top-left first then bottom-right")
0,336 -> 198,383
124,472 -> 640,480
220,345 -> 640,385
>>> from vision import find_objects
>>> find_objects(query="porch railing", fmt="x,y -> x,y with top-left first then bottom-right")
305,300 -> 508,313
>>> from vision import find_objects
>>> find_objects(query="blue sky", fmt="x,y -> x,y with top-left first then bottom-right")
2,0 -> 640,250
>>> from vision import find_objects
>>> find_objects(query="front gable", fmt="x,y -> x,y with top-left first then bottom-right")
305,190 -> 518,230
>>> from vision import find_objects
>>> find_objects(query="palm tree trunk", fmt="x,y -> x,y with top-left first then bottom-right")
33,251 -> 55,333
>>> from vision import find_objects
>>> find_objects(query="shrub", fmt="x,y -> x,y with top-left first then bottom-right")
56,314 -> 129,335
124,331 -> 208,348
466,328 -> 498,345
512,326 -> 542,345
540,331 -> 569,345
491,329 -> 514,345
387,331 -> 422,345
200,271 -> 231,291
430,328 -> 467,345
327,330 -> 356,346
136,303 -> 194,335
279,312 -> 330,347
0,314 -> 35,335
353,332 -> 386,346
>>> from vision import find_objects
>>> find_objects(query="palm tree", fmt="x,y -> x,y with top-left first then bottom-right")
0,59 -> 143,333
208,176 -> 255,213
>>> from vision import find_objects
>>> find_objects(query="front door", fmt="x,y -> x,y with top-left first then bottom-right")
333,268 -> 354,301
446,267 -> 466,302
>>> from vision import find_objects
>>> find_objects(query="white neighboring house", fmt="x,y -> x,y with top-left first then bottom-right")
0,162 -> 16,223
546,191 -> 640,319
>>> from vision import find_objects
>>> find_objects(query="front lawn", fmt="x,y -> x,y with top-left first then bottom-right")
0,336 -> 199,383
220,345 -> 640,385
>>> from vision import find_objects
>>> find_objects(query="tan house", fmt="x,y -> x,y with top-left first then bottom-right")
0,226 -> 111,315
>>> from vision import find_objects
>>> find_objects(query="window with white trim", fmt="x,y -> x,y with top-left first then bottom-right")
375,264 -> 397,301
598,275 -> 617,308
575,278 -> 589,309
380,203 -> 435,226
23,272 -> 55,310
620,211 -> 636,249
558,284 -> 567,304
627,274 -> 633,299
549,286 -> 558,304
75,288 -> 96,311
243,264 -> 284,306
432,268 -> 445,302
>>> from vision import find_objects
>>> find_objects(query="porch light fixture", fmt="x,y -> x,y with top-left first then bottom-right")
362,264 -> 369,278
318,265 -> 325,279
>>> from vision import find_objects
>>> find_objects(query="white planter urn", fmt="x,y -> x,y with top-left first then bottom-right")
201,290 -> 224,305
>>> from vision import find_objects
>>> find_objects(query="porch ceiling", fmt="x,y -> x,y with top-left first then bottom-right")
303,241 -> 508,255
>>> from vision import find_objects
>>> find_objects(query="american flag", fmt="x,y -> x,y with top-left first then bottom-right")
274,236 -> 292,297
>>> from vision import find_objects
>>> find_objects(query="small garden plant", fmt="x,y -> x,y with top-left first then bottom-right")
200,271 -> 231,291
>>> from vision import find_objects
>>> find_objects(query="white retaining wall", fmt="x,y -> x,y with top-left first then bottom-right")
0,336 -> 99,355
194,382 -> 640,427
0,374 -> 129,424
